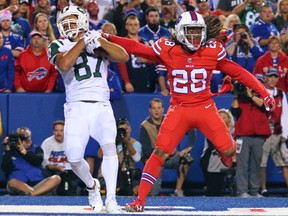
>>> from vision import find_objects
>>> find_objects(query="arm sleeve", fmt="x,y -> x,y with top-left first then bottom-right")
217,58 -> 270,99
110,35 -> 159,62
131,141 -> 142,162
46,64 -> 58,91
117,62 -> 130,84
250,41 -> 264,59
13,57 -> 22,89
22,146 -> 44,166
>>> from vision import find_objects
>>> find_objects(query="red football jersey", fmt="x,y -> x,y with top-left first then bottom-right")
110,35 -> 270,101
152,38 -> 226,105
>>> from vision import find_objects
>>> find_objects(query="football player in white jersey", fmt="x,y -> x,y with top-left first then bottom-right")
48,5 -> 128,213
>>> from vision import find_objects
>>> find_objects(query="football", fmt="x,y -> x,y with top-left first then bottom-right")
93,47 -> 109,58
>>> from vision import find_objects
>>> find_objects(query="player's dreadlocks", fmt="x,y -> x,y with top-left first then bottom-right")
204,15 -> 223,41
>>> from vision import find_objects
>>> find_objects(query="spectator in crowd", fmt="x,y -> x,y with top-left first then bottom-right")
0,9 -> 24,58
49,0 -> 69,39
197,0 -> 222,17
224,14 -> 241,31
139,98 -> 193,197
113,3 -> 141,37
0,0 -> 9,10
1,127 -> 61,195
10,0 -> 32,47
115,118 -> 142,196
98,118 -> 142,196
71,0 -> 85,8
250,4 -> 280,53
0,31 -> 14,92
282,39 -> 288,55
117,15 -> 151,93
180,0 -> 196,12
160,0 -> 184,29
138,7 -> 170,92
216,0 -> 243,17
272,0 -> 288,33
232,0 -> 264,28
139,7 -> 170,45
48,5 -> 128,213
14,31 -> 58,92
260,68 -> 288,197
100,22 -> 123,90
31,0 -> 53,23
200,109 -> 235,196
220,14 -> 241,44
231,83 -> 271,197
253,36 -> 288,93
41,120 -> 80,196
33,13 -> 56,48
87,0 -> 108,31
18,0 -> 30,21
226,23 -> 264,73
273,0 -> 288,48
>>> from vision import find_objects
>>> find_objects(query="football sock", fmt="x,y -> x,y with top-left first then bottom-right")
138,153 -> 164,203
101,155 -> 119,200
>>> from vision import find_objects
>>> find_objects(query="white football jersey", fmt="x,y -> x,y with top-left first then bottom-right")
48,38 -> 110,102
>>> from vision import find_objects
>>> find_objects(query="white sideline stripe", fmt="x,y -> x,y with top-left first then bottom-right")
0,206 -> 287,215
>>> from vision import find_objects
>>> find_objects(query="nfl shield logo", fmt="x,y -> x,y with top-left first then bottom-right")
187,58 -> 192,63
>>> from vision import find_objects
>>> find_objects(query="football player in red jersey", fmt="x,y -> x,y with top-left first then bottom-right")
104,12 -> 275,212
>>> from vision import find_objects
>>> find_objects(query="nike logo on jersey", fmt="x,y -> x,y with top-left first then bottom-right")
205,104 -> 212,109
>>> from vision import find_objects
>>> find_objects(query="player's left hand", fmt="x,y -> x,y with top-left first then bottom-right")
263,95 -> 276,112
85,31 -> 104,54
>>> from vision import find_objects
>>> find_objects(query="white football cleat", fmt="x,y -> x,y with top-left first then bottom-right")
105,197 -> 122,213
87,178 -> 103,213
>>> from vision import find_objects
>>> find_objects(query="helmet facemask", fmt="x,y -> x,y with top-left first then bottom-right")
57,6 -> 88,40
175,11 -> 207,51
177,24 -> 206,51
58,17 -> 80,40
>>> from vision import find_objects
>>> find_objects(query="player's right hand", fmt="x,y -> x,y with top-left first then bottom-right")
83,30 -> 101,45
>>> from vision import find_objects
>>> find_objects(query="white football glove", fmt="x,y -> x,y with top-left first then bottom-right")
85,31 -> 105,54
83,30 -> 97,45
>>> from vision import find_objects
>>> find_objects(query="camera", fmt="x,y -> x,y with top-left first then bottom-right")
179,153 -> 194,165
161,0 -> 172,5
232,81 -> 247,96
7,133 -> 20,150
240,32 -> 247,39
4,132 -> 29,150
116,128 -> 127,141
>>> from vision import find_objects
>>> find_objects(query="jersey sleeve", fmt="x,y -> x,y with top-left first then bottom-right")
48,39 -> 65,65
151,38 -> 174,64
110,35 -> 158,62
217,57 -> 270,99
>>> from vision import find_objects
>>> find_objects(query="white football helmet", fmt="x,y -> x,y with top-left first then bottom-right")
57,6 -> 89,39
175,11 -> 207,51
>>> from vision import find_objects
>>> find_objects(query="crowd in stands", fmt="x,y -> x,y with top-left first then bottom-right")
0,0 -> 286,94
0,0 -> 288,198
